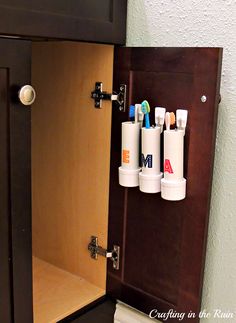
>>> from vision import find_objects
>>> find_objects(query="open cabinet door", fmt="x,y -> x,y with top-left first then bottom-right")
107,48 -> 222,322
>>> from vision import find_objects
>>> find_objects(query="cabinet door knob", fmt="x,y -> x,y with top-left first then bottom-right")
18,85 -> 36,105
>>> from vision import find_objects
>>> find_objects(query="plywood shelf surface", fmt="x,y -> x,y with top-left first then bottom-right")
33,257 -> 105,323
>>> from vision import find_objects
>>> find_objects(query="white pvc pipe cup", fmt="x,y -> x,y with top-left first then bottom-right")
161,129 -> 186,201
139,127 -> 162,193
119,122 -> 141,187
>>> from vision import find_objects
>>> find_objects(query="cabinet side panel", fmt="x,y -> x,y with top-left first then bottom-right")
32,42 -> 113,290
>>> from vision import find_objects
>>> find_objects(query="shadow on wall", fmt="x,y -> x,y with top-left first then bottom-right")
126,0 -> 151,46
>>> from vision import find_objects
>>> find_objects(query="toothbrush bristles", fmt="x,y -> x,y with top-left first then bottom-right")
169,112 -> 176,126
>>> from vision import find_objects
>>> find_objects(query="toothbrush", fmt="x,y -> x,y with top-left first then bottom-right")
137,104 -> 144,126
129,104 -> 143,125
165,112 -> 170,131
135,104 -> 142,124
176,109 -> 188,133
129,105 -> 135,121
155,107 -> 166,132
141,100 -> 151,129
165,112 -> 176,130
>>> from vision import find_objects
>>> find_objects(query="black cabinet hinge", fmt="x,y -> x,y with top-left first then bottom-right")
91,82 -> 126,111
88,236 -> 120,270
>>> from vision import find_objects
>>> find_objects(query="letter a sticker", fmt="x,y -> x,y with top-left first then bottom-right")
164,159 -> 173,173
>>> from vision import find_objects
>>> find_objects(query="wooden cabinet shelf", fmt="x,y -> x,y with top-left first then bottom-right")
33,257 -> 105,323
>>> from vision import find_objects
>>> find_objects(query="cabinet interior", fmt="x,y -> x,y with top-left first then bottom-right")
31,41 -> 114,323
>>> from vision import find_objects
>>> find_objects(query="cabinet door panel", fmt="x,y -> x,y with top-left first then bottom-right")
0,39 -> 32,323
107,48 -> 222,322
0,0 -> 127,44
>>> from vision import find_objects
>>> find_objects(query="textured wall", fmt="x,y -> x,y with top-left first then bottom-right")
126,1 -> 236,322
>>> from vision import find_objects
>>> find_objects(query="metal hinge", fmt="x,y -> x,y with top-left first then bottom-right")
88,236 -> 120,270
91,82 -> 126,111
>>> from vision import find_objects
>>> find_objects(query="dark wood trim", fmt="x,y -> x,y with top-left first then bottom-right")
198,48 -> 223,311
0,68 -> 12,323
62,298 -> 116,323
0,38 -> 33,323
0,1 -> 127,44
59,296 -> 108,322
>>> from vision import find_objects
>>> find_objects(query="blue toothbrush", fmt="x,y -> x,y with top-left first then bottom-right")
141,100 -> 151,128
129,105 -> 135,120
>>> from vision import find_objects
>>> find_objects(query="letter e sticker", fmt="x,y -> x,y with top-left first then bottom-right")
123,150 -> 130,163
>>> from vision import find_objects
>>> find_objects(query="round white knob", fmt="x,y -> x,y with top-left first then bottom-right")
18,85 -> 36,105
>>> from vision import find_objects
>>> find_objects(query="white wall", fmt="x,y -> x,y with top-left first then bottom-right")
126,1 -> 236,322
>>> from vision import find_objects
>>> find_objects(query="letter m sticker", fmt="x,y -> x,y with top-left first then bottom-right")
141,154 -> 153,168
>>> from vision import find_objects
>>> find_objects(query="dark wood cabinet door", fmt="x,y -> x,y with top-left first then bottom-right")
107,47 -> 222,322
0,38 -> 32,323
0,0 -> 127,44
